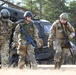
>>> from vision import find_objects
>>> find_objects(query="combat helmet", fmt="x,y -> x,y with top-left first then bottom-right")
60,13 -> 68,20
23,11 -> 32,18
0,9 -> 10,19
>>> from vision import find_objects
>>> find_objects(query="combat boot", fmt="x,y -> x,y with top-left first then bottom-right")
26,63 -> 31,69
54,61 -> 60,69
0,61 -> 1,69
31,63 -> 37,69
18,61 -> 25,69
19,64 -> 25,69
0,64 -> 1,69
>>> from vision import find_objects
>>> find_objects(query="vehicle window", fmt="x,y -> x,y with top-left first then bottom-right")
41,22 -> 51,34
44,25 -> 51,34
41,22 -> 51,46
34,22 -> 42,38
34,22 -> 39,33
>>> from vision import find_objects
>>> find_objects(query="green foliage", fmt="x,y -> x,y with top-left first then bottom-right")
67,1 -> 76,45
21,0 -> 67,22
68,1 -> 76,28
42,0 -> 67,22
22,0 -> 39,13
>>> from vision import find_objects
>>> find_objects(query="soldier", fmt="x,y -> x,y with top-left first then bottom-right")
13,11 -> 41,69
0,9 -> 15,68
48,13 -> 75,69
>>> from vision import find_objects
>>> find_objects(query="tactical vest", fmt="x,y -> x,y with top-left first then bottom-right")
0,20 -> 13,38
55,20 -> 68,39
20,21 -> 34,40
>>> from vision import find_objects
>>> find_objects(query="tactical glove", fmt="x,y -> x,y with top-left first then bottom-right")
68,35 -> 73,40
47,42 -> 52,48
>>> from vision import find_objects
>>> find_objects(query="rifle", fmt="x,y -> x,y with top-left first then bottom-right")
20,25 -> 39,50
60,21 -> 75,64
20,25 -> 52,61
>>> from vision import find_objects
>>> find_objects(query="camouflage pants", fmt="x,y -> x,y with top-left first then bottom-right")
17,45 -> 27,69
26,44 -> 37,69
53,39 -> 69,69
17,44 -> 37,69
0,40 -> 9,68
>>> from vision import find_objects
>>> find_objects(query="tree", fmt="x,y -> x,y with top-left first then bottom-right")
21,0 -> 40,18
67,1 -> 76,44
21,0 -> 67,22
42,0 -> 68,22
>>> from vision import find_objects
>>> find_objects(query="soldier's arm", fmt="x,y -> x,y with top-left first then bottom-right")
8,19 -> 15,28
33,24 -> 41,47
67,22 -> 75,39
48,22 -> 56,47
13,24 -> 20,47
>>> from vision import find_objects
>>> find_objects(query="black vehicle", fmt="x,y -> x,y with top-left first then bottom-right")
0,6 -> 24,21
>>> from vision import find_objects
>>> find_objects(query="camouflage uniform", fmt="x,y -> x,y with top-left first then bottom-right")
0,19 -> 14,68
13,20 -> 40,69
48,19 -> 75,69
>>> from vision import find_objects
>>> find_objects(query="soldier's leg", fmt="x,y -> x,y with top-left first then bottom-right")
9,48 -> 18,68
1,40 -> 9,68
59,48 -> 68,67
25,56 -> 31,69
26,54 -> 37,69
54,50 -> 61,69
0,37 -> 4,68
27,45 -> 37,69
54,46 -> 62,69
0,51 -> 1,69
18,55 -> 25,69
17,45 -> 26,69
55,48 -> 68,69
30,55 -> 37,69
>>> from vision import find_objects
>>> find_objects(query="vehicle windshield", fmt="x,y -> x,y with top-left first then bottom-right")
34,22 -> 40,33
44,25 -> 51,34
41,22 -> 51,34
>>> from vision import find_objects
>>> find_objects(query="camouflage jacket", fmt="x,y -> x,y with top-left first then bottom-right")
0,19 -> 14,39
48,20 -> 75,46
13,20 -> 39,46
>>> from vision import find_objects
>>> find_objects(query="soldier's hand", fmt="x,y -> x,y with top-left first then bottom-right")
68,35 -> 73,40
48,44 -> 52,48
12,42 -> 18,47
47,42 -> 51,48
37,42 -> 42,48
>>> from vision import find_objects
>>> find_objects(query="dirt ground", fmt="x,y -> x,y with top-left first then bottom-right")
0,65 -> 76,75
